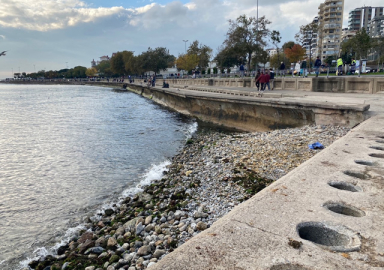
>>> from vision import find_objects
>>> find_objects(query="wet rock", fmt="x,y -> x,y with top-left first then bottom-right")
196,221 -> 208,231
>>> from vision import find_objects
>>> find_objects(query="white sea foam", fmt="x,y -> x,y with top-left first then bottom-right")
186,122 -> 198,138
122,160 -> 171,197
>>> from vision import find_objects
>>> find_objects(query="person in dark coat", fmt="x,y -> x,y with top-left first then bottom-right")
279,62 -> 286,77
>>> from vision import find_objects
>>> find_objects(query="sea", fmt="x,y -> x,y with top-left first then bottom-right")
0,84 -> 197,270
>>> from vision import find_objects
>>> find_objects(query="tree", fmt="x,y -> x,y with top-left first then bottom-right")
282,41 -> 295,50
284,44 -> 306,64
269,52 -> 285,69
224,14 -> 271,72
372,36 -> 384,70
86,67 -> 97,77
341,29 -> 371,74
110,52 -> 125,75
252,47 -> 269,69
270,30 -> 281,64
96,60 -> 113,77
295,21 -> 318,69
175,54 -> 199,73
140,47 -> 174,75
214,45 -> 243,70
187,40 -> 212,70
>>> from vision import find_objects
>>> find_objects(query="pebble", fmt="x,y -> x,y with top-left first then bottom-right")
30,125 -> 349,270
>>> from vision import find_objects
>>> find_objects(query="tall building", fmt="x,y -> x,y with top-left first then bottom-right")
317,0 -> 345,60
348,7 -> 384,33
369,15 -> 384,37
303,17 -> 319,59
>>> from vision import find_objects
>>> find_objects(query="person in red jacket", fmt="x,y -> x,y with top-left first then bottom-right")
263,71 -> 270,91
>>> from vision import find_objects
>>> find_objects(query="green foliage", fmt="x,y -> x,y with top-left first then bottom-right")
222,14 -> 272,71
187,40 -> 212,70
141,47 -> 175,75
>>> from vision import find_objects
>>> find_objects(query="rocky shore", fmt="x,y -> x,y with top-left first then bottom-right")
27,125 -> 350,270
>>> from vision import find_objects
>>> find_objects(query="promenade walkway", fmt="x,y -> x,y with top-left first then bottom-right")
138,83 -> 384,269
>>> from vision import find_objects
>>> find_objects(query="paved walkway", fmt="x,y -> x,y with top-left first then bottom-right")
142,84 -> 384,270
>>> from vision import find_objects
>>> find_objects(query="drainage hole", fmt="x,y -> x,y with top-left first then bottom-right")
370,146 -> 384,151
343,170 -> 370,179
323,202 -> 365,217
328,181 -> 361,192
297,222 -> 350,246
354,160 -> 376,166
369,153 -> 384,159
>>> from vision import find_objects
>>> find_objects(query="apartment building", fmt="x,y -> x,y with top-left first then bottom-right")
302,17 -> 319,59
348,6 -> 383,33
369,15 -> 384,37
317,0 -> 344,60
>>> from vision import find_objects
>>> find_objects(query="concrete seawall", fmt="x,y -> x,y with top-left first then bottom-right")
127,84 -> 369,132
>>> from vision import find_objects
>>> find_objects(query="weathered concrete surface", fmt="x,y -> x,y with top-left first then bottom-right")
149,114 -> 384,270
128,84 -> 369,131
165,76 -> 384,94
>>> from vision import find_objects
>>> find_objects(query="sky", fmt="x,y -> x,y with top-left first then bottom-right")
0,0 -> 383,79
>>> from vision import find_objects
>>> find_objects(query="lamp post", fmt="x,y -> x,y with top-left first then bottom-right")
182,40 -> 188,54
255,0 -> 259,74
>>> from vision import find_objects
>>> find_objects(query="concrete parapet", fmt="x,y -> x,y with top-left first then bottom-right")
373,77 -> 384,93
168,77 -> 383,94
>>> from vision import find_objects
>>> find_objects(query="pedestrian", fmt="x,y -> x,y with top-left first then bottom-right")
350,58 -> 356,74
301,58 -> 307,77
254,70 -> 261,91
264,70 -> 270,91
268,68 -> 275,90
295,61 -> 301,76
314,56 -> 321,77
279,62 -> 286,77
257,71 -> 267,92
239,64 -> 245,77
337,56 -> 343,76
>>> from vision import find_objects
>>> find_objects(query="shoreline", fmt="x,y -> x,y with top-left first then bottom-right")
26,125 -> 349,270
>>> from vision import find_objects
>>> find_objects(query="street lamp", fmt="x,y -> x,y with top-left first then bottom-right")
255,0 -> 259,73
182,40 -> 188,54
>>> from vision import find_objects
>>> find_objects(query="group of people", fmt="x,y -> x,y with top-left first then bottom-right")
254,69 -> 275,93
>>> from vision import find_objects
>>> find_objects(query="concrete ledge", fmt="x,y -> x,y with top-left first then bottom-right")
128,85 -> 369,131
166,77 -> 384,94
150,115 -> 384,270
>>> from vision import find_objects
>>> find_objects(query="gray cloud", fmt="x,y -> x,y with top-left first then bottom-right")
1,0 -> 383,79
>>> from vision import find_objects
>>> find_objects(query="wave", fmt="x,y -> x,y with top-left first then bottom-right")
16,121 -> 198,270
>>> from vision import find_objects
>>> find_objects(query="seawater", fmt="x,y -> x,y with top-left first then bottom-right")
0,84 -> 197,269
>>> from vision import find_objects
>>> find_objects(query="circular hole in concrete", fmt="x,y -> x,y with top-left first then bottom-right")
328,181 -> 362,192
355,160 -> 376,166
343,170 -> 369,179
270,264 -> 311,270
323,202 -> 365,217
369,153 -> 384,159
370,146 -> 384,151
298,222 -> 349,247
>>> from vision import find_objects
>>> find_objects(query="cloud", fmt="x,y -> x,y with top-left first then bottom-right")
0,0 -> 128,31
0,0 -> 382,80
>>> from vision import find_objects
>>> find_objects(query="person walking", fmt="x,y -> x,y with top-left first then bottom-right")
350,58 -> 356,74
279,62 -> 286,77
314,56 -> 321,77
268,68 -> 275,90
295,61 -> 301,76
337,56 -> 343,76
239,64 -> 245,77
301,58 -> 307,77
263,70 -> 270,91
259,71 -> 267,91
254,70 -> 261,91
